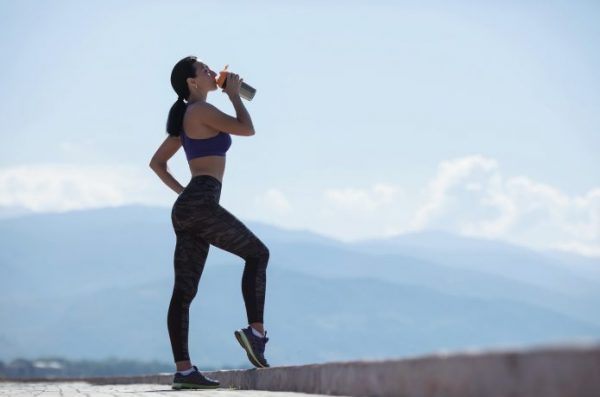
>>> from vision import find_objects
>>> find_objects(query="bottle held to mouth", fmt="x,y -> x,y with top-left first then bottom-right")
216,64 -> 257,101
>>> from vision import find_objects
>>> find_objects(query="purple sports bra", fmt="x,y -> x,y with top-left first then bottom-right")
180,130 -> 232,161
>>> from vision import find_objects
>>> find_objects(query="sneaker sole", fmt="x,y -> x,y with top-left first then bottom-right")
234,330 -> 268,368
172,382 -> 219,390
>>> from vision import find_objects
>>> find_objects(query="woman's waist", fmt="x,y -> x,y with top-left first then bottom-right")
176,184 -> 221,206
188,156 -> 225,173
189,173 -> 222,187
189,172 -> 223,185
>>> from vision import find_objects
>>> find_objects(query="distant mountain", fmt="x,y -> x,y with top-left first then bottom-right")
1,205 -> 599,367
1,265 -> 598,368
0,205 -> 345,300
0,205 -> 32,220
351,229 -> 600,298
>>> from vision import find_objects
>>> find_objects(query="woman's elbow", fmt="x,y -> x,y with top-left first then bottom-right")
149,159 -> 167,170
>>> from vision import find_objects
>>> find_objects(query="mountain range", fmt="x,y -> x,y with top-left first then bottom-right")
1,204 -> 598,369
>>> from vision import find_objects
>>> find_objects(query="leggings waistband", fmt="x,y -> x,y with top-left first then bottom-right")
190,174 -> 222,185
179,174 -> 222,204
187,175 -> 222,191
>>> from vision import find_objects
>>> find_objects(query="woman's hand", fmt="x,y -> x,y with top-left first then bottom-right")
223,73 -> 243,97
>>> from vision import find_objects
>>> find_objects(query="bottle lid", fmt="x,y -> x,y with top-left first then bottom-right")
216,64 -> 229,88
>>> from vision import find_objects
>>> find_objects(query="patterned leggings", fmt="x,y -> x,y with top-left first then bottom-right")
168,174 -> 270,362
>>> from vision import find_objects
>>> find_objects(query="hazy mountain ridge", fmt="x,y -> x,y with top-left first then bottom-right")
1,205 -> 599,366
1,264 -> 598,366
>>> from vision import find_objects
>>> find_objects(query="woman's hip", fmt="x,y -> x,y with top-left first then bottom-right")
177,175 -> 222,203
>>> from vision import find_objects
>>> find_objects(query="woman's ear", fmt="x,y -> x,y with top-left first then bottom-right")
186,77 -> 197,88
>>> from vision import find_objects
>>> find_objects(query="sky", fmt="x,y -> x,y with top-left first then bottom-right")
0,0 -> 599,256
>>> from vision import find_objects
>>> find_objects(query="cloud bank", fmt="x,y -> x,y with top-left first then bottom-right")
414,155 -> 599,255
250,155 -> 599,257
1,156 -> 598,257
0,163 -> 171,213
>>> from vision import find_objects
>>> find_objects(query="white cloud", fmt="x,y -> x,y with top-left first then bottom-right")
406,155 -> 600,257
287,155 -> 599,257
409,155 -> 499,231
243,187 -> 294,230
555,241 -> 600,257
2,158 -> 599,258
0,163 -> 172,213
254,188 -> 292,214
323,183 -> 402,212
246,182 -> 408,241
316,182 -> 408,240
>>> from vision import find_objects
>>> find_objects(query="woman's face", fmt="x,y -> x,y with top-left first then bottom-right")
193,61 -> 218,90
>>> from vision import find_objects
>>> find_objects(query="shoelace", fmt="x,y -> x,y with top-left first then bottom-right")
249,329 -> 269,354
188,366 -> 217,382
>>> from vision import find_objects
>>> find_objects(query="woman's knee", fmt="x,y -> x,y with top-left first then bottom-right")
259,241 -> 270,261
248,241 -> 269,265
172,278 -> 199,302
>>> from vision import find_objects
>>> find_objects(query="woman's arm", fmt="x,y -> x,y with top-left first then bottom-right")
228,94 -> 255,134
149,136 -> 185,195
150,162 -> 185,195
187,95 -> 255,136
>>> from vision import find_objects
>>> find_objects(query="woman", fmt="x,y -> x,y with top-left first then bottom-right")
150,55 -> 271,390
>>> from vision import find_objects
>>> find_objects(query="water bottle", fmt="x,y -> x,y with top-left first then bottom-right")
216,64 -> 257,101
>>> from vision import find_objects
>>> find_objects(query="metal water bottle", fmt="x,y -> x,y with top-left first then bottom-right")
216,64 -> 256,101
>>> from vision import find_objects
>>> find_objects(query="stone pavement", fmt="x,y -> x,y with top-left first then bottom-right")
0,382 -> 343,397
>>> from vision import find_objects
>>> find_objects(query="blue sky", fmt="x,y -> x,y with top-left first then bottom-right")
1,0 -> 599,255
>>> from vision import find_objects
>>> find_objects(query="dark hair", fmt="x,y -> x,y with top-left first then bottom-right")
166,56 -> 198,137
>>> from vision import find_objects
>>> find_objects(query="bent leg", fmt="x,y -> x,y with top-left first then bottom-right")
188,202 -> 270,325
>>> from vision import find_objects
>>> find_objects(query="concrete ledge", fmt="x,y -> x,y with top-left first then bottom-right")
4,342 -> 600,397
200,343 -> 600,397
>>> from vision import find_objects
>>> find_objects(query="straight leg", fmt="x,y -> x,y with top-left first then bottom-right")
167,228 -> 210,364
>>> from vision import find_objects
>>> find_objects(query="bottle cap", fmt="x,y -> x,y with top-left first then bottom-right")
216,64 -> 229,88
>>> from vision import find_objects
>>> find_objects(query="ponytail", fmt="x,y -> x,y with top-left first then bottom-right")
166,56 -> 197,137
166,97 -> 188,137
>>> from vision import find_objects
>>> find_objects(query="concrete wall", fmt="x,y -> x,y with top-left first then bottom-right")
7,343 -> 600,397
201,343 -> 600,397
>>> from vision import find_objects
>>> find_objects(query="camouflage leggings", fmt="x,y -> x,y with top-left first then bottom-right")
167,174 -> 270,362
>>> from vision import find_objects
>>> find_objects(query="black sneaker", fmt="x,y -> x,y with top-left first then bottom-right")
171,365 -> 220,390
234,326 -> 270,368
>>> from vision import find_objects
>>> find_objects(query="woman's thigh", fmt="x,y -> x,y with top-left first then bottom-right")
172,229 -> 210,296
174,201 -> 268,260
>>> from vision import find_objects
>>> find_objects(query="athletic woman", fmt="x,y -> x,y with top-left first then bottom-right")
149,56 -> 271,390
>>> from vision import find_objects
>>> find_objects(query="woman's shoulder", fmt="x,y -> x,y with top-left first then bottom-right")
186,101 -> 215,110
185,101 -> 226,122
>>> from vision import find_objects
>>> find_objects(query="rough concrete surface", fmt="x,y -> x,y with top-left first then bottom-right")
0,382 -> 342,396
2,343 -> 599,397
199,343 -> 600,397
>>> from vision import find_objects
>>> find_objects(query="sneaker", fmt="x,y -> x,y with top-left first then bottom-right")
171,365 -> 220,390
234,326 -> 270,368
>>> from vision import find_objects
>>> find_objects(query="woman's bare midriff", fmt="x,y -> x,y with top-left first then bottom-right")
188,156 -> 226,184
183,104 -> 227,184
